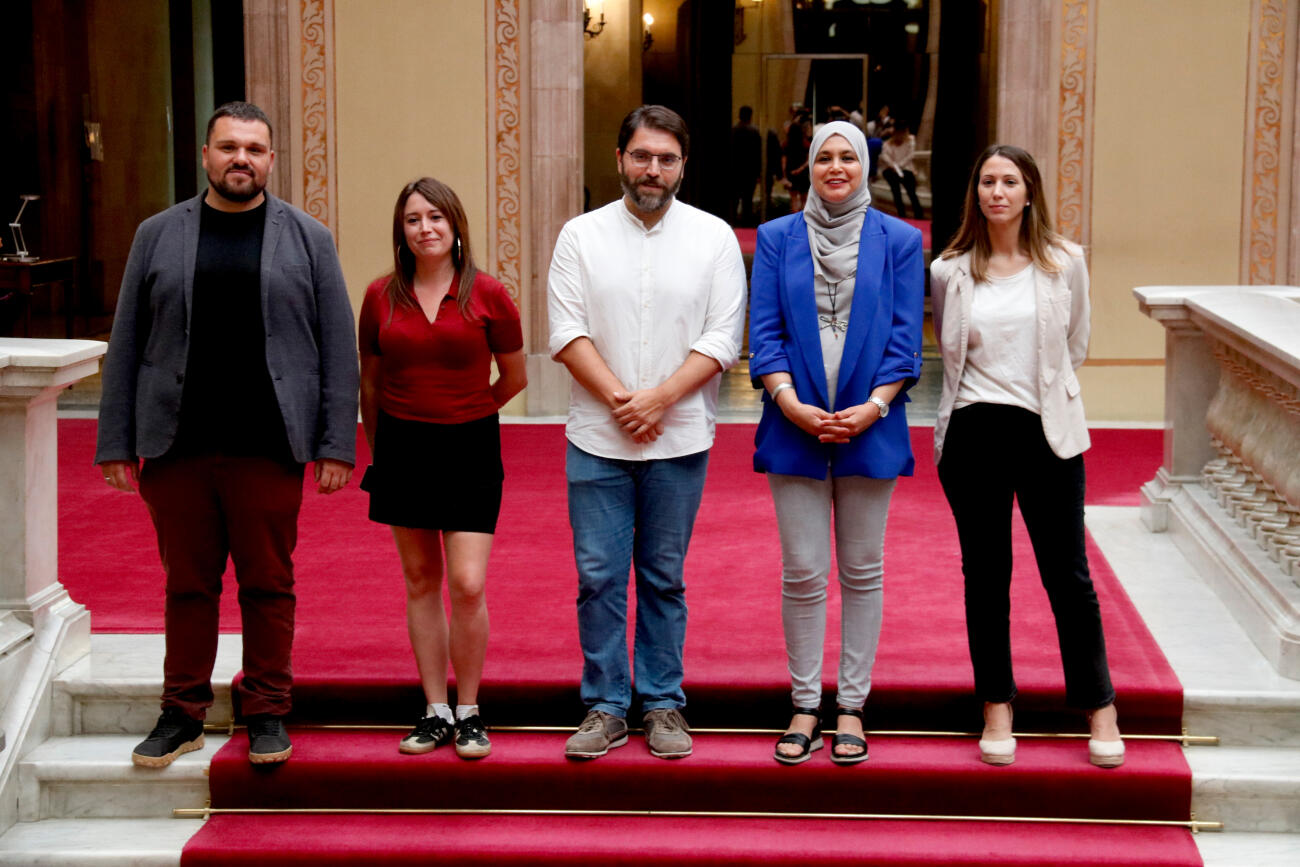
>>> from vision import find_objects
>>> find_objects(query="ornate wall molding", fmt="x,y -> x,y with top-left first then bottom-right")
1243,0 -> 1298,284
1244,0 -> 1288,283
244,0 -> 337,236
488,0 -> 526,303
1055,0 -> 1093,246
296,0 -> 336,232
288,0 -> 337,235
994,0 -> 1095,248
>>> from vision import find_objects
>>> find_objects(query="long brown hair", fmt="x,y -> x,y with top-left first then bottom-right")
940,144 -> 1065,283
387,177 -> 478,317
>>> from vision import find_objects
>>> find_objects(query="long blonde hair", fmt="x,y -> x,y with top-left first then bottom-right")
940,144 -> 1066,283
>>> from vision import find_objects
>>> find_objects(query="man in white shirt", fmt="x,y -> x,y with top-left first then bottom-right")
548,105 -> 747,760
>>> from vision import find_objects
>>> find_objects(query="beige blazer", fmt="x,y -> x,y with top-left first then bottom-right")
929,242 -> 1091,463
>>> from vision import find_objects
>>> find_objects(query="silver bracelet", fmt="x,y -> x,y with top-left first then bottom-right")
770,382 -> 795,402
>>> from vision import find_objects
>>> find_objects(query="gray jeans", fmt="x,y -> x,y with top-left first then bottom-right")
768,473 -> 897,709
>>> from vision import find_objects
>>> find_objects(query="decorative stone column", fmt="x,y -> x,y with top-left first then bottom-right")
524,0 -> 584,416
1135,286 -> 1300,678
0,339 -> 105,765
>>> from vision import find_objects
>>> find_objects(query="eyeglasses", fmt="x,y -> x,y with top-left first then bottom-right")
625,150 -> 682,169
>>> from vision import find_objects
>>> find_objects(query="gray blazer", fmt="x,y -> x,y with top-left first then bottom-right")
95,191 -> 359,466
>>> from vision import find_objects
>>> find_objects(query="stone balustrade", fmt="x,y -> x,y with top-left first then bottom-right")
1136,286 -> 1300,679
0,338 -> 104,779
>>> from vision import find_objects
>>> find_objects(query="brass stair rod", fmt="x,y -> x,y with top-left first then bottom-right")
171,805 -> 1223,832
202,721 -> 1218,745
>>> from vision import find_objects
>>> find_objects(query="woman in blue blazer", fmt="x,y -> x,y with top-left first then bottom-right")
749,121 -> 924,764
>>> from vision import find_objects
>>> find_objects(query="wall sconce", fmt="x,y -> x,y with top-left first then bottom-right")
642,13 -> 654,51
3,195 -> 41,263
735,0 -> 762,47
583,1 -> 605,39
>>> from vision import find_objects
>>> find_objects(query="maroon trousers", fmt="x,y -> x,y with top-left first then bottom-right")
139,454 -> 304,720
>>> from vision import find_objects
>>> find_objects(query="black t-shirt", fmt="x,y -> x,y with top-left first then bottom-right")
171,198 -> 293,463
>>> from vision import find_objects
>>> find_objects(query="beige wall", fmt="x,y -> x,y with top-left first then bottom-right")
1087,0 -> 1251,420
333,0 -> 488,312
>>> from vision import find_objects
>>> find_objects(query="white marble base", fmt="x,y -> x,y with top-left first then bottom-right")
1088,505 -> 1300,860
1195,831 -> 1300,867
0,817 -> 198,865
1186,746 -> 1300,832
1160,481 -> 1300,678
1087,506 -> 1300,746
19,734 -> 226,821
53,635 -> 243,736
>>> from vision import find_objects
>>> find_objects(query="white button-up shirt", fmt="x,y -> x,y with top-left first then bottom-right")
548,198 -> 747,461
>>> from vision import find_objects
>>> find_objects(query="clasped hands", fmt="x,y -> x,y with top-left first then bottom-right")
611,387 -> 667,444
778,396 -> 880,443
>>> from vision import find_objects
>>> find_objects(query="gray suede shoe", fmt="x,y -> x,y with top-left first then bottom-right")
643,707 -> 692,758
564,709 -> 628,759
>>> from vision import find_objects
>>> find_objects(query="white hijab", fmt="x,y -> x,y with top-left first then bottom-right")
803,121 -> 872,284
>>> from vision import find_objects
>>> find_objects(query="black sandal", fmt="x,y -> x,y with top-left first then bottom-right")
774,706 -> 823,765
831,706 -> 868,765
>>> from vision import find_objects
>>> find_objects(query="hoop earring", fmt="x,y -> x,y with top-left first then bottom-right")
455,236 -> 463,262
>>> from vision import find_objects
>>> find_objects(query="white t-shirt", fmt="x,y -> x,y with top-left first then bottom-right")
954,264 -> 1040,413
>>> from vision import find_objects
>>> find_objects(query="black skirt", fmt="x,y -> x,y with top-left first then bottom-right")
362,410 -> 504,533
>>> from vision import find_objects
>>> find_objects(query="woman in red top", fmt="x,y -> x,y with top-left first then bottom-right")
359,177 -> 526,759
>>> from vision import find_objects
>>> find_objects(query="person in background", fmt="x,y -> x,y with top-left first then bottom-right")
879,121 -> 925,220
729,105 -> 762,227
930,145 -> 1125,769
359,177 -> 526,760
783,112 -> 813,213
749,121 -> 924,765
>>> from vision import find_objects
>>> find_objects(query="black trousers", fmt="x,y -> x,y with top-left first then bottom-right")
882,168 -> 924,220
936,403 -> 1115,709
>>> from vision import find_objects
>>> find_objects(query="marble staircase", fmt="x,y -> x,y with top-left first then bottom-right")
0,636 -> 239,864
1,510 -> 1298,864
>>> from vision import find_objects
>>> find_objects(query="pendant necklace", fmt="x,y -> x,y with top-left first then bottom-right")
820,279 -> 847,339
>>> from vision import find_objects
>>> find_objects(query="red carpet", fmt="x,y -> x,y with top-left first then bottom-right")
184,814 -> 1201,867
57,421 -> 1172,730
55,420 -> 1196,865
207,730 -> 1190,821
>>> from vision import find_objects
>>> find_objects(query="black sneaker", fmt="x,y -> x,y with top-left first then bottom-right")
399,714 -> 454,755
132,707 -> 205,768
246,714 -> 292,764
454,714 -> 491,759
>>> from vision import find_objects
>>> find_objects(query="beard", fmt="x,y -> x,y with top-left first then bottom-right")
207,166 -> 266,203
618,167 -> 681,214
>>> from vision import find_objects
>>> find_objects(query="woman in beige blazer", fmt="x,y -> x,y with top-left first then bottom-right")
929,145 -> 1125,769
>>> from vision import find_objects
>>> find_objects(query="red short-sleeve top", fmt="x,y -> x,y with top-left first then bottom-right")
359,272 -> 523,424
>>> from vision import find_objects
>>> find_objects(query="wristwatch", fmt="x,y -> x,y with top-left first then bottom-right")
868,396 -> 890,418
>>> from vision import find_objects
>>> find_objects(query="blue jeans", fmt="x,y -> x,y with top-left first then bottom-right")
566,442 -> 710,717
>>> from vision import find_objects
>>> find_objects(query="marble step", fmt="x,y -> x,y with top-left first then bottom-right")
1197,831 -> 1300,866
18,734 -> 225,821
1184,690 -> 1300,748
52,634 -> 241,736
1189,745 -> 1300,833
0,817 -> 199,865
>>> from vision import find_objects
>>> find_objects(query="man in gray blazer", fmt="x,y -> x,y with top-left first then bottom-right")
95,101 -> 358,768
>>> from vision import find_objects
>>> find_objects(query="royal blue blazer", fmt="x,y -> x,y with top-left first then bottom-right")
748,209 -> 924,480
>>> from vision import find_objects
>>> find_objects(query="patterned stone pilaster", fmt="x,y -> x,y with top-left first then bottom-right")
488,0 -> 526,304
1055,0 -> 1094,247
1243,0 -> 1298,284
